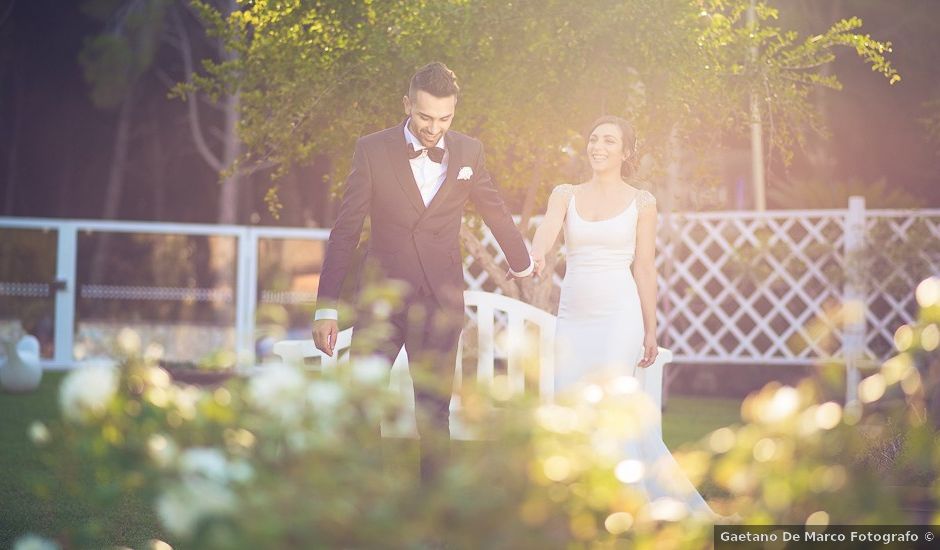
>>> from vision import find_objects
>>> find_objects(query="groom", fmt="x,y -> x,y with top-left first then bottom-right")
312,62 -> 534,484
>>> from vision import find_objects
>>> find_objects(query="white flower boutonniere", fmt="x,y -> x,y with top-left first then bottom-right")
457,166 -> 474,181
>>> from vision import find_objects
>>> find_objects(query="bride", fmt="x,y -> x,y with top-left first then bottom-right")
529,115 -> 716,519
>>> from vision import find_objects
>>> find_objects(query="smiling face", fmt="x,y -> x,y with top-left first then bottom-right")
403,90 -> 456,148
587,122 -> 629,174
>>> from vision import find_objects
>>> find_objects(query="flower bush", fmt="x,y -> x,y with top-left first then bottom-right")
17,277 -> 940,548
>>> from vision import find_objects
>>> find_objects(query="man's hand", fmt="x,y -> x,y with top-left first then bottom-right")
312,319 -> 338,357
506,254 -> 540,280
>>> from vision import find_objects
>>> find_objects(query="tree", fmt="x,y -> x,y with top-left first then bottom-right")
167,0 -> 246,224
79,0 -> 171,283
188,0 -> 897,311
80,0 -> 172,220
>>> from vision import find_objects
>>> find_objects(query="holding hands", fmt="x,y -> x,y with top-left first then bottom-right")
506,254 -> 544,280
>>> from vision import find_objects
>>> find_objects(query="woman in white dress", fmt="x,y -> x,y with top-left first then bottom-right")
529,115 -> 716,519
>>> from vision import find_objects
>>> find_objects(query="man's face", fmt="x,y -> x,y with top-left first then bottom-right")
403,90 -> 457,148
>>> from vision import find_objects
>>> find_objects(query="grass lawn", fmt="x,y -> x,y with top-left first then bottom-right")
0,372 -> 740,546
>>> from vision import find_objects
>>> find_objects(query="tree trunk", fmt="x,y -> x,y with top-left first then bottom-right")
90,89 -> 136,284
147,99 -> 166,221
216,90 -> 241,224
797,0 -> 842,183
102,90 -> 134,220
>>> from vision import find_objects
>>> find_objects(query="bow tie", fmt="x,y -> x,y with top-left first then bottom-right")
407,143 -> 445,164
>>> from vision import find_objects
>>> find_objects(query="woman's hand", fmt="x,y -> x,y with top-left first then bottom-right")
637,333 -> 658,368
531,254 -> 545,277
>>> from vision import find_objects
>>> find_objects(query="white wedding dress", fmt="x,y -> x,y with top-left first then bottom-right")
552,184 -> 715,519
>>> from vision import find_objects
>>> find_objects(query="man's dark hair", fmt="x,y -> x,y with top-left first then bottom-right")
408,62 -> 460,100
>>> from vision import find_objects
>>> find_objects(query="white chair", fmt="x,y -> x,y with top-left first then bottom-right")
273,290 -> 673,439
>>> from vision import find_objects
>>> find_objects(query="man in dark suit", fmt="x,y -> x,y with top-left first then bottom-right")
311,62 -> 534,485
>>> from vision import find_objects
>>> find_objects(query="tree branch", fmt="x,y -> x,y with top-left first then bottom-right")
171,4 -> 223,172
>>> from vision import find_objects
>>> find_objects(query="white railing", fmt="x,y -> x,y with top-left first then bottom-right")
0,217 -> 328,368
3,196 -> 939,392
273,290 -> 672,439
468,199 -> 940,366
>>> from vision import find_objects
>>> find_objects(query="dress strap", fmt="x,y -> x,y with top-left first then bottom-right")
636,189 -> 657,211
552,183 -> 576,207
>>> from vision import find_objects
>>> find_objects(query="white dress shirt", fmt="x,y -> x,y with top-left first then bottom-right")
403,120 -> 448,207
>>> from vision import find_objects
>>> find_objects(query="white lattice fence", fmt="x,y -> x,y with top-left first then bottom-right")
862,212 -> 940,359
463,203 -> 940,366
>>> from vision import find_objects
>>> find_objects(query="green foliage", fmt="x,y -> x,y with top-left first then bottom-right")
14,278 -> 940,547
79,0 -> 172,108
696,3 -> 898,166
179,0 -> 897,219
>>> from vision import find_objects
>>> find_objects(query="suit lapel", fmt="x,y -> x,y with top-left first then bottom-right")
424,131 -> 462,215
385,122 -> 426,214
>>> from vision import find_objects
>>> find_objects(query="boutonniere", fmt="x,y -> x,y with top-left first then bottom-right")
457,166 -> 474,181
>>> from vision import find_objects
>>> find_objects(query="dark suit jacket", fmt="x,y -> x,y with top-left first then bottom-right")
317,121 -> 530,314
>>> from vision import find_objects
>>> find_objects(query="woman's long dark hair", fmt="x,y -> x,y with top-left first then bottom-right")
588,115 -> 638,179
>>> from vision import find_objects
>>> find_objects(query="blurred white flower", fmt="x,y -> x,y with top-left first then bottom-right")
143,343 -> 165,363
12,534 -> 60,550
306,379 -> 345,412
287,431 -> 311,452
180,447 -> 230,484
759,385 -> 800,423
228,459 -> 254,483
147,434 -> 178,469
582,384 -> 604,404
178,446 -> 253,485
247,363 -> 305,422
615,459 -> 645,484
28,421 -> 50,445
156,478 -> 236,538
144,365 -> 171,389
535,404 -> 579,434
351,355 -> 390,386
116,327 -> 142,355
372,299 -> 392,319
59,360 -> 119,423
916,276 -> 940,308
170,385 -> 202,420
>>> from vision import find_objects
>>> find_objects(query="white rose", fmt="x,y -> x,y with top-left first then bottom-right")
59,359 -> 119,423
180,447 -> 230,484
147,434 -> 178,469
247,363 -> 306,422
156,478 -> 235,538
12,534 -> 60,550
28,421 -> 50,445
306,379 -> 345,412
351,355 -> 390,386
116,327 -> 142,355
169,385 -> 201,420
